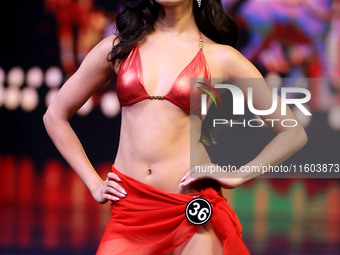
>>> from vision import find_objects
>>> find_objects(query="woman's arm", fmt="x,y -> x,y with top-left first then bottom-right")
43,35 -> 127,203
180,46 -> 308,189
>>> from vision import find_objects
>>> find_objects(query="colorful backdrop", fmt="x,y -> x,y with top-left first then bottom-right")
1,0 -> 339,254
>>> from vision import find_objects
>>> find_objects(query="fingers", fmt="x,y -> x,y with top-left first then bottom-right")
103,193 -> 120,201
179,177 -> 198,188
179,168 -> 197,188
180,170 -> 190,182
103,172 -> 127,202
179,168 -> 195,188
107,172 -> 122,182
106,180 -> 127,197
179,165 -> 213,188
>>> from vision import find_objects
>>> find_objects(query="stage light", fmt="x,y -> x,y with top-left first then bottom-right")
293,105 -> 312,128
26,67 -> 44,88
21,88 -> 39,112
100,92 -> 120,118
77,97 -> 93,116
45,88 -> 59,107
45,67 -> 63,88
328,105 -> 340,131
7,67 -> 25,88
4,87 -> 21,110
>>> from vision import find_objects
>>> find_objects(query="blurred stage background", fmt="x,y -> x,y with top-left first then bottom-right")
0,0 -> 340,254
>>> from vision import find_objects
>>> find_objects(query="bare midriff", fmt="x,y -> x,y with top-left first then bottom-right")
113,99 -> 212,194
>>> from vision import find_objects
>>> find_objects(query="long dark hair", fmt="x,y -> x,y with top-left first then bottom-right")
109,0 -> 238,145
109,0 -> 238,64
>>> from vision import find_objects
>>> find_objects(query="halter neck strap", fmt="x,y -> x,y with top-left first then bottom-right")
199,30 -> 203,50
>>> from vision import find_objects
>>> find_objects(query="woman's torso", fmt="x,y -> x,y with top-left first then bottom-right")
113,29 -> 220,194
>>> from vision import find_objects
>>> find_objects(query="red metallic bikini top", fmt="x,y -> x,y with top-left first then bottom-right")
116,30 -> 211,113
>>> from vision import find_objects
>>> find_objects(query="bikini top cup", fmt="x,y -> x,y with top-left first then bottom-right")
116,31 -> 211,115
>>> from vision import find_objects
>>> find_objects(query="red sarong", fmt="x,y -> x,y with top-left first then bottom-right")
96,165 -> 250,255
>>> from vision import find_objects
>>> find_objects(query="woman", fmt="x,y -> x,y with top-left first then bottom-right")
43,0 -> 308,254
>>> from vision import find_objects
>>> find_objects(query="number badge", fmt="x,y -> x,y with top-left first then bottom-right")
185,197 -> 212,225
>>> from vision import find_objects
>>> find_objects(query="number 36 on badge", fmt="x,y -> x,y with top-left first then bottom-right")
185,197 -> 212,225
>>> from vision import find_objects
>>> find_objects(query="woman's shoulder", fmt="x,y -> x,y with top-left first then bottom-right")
94,34 -> 118,54
203,37 -> 260,78
205,40 -> 244,64
75,35 -> 119,77
84,34 -> 120,73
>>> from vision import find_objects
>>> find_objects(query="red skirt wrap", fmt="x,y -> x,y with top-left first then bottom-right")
96,165 -> 250,255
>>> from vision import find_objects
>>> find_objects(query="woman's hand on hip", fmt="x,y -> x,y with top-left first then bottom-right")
92,172 -> 127,204
179,163 -> 214,189
179,163 -> 242,189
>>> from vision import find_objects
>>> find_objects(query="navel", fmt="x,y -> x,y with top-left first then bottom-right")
147,168 -> 152,175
